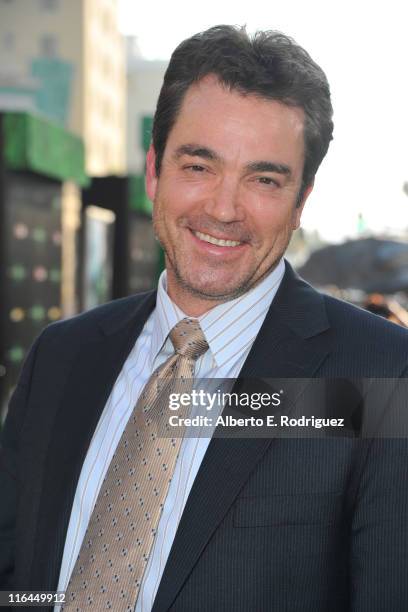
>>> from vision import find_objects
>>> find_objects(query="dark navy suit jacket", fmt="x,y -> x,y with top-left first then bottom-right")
1,262 -> 408,611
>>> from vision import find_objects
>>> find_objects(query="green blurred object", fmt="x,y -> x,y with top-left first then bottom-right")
3,112 -> 89,186
8,347 -> 24,363
8,264 -> 27,281
29,305 -> 46,321
128,174 -> 152,215
32,227 -> 47,243
127,174 -> 165,280
49,268 -> 61,283
141,115 -> 153,152
30,58 -> 73,125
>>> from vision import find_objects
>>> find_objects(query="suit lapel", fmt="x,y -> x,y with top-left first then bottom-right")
239,261 -> 330,374
152,262 -> 331,612
29,291 -> 157,590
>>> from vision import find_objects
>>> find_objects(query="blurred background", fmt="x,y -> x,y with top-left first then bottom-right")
0,0 -> 407,418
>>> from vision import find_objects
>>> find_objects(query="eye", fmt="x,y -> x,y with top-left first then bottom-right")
185,164 -> 207,173
256,176 -> 279,187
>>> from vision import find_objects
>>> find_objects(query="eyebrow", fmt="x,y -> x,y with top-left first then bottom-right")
174,143 -> 292,176
245,161 -> 291,176
174,144 -> 221,161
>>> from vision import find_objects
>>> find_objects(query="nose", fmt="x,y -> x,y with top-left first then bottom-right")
203,175 -> 245,223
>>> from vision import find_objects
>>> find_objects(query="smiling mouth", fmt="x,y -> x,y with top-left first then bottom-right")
193,230 -> 243,247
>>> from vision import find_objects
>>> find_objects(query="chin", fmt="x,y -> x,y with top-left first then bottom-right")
177,271 -> 253,302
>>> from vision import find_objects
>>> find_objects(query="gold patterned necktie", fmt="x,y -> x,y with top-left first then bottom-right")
64,318 -> 209,611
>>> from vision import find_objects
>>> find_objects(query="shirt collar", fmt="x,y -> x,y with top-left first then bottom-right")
150,259 -> 285,369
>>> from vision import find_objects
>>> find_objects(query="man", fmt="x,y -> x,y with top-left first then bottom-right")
1,25 -> 407,612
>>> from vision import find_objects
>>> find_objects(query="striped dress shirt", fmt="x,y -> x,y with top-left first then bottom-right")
55,258 -> 285,611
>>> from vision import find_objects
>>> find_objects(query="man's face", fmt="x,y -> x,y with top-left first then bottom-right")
146,75 -> 313,315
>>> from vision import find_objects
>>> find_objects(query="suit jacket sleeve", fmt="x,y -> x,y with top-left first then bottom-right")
0,333 -> 42,590
351,372 -> 408,611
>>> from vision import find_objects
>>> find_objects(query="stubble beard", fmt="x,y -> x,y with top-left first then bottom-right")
153,197 -> 292,305
171,253 -> 261,302
155,226 -> 287,305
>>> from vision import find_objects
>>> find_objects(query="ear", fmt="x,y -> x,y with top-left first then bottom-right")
292,181 -> 314,230
145,144 -> 158,202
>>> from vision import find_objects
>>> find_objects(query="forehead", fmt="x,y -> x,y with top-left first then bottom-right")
166,75 -> 305,168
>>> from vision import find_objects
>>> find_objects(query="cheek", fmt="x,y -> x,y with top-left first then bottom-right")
173,178 -> 213,206
253,208 -> 292,234
160,177 -> 208,214
153,189 -> 194,235
250,207 -> 298,250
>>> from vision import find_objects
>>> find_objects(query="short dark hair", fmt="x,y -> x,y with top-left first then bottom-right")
152,25 -> 334,202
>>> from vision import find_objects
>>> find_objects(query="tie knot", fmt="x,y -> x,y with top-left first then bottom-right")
169,318 -> 209,360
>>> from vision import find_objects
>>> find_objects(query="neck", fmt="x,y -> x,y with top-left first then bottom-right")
166,282 -> 225,318
164,260 -> 283,318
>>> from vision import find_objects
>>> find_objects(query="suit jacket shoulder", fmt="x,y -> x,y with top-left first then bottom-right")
257,262 -> 408,379
39,290 -> 157,346
321,291 -> 408,375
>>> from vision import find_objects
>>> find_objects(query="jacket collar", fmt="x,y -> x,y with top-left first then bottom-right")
98,289 -> 157,336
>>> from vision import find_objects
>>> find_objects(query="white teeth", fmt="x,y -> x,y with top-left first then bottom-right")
194,231 -> 241,247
